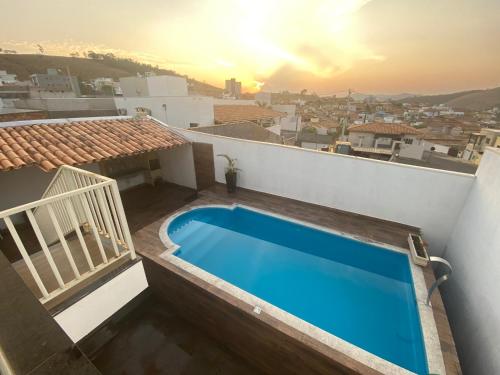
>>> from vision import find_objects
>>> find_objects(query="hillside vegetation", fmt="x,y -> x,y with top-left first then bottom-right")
0,54 -> 222,96
399,87 -> 500,110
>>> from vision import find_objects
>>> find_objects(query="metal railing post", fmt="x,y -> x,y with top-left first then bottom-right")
426,256 -> 452,306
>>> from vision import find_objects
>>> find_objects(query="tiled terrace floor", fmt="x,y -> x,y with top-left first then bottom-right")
131,183 -> 461,375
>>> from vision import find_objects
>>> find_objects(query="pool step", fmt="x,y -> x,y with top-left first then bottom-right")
169,219 -> 194,236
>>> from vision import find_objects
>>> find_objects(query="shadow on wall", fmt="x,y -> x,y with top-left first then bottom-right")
441,148 -> 500,375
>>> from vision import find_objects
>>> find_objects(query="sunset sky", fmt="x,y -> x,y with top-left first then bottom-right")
2,0 -> 500,94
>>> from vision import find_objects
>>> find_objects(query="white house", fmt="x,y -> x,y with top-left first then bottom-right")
462,128 -> 500,163
114,74 -> 214,128
348,122 -> 423,159
119,74 -> 188,97
348,122 -> 421,149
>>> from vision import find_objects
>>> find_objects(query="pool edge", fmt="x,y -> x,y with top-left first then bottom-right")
159,204 -> 446,375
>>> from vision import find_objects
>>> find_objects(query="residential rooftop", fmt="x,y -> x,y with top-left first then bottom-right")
214,104 -> 285,123
191,121 -> 283,144
0,117 -> 187,171
348,122 -> 421,135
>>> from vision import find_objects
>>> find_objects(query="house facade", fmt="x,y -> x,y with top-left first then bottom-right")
114,74 -> 214,128
348,122 -> 421,148
462,128 -> 500,162
30,68 -> 81,96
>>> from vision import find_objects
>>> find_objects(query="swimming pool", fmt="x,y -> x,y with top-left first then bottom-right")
161,204 -> 440,374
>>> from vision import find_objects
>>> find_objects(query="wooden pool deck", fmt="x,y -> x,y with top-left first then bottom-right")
131,183 -> 462,375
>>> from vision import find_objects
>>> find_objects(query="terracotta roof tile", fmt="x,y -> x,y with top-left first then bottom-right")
214,105 -> 285,123
0,117 -> 189,172
348,122 -> 421,135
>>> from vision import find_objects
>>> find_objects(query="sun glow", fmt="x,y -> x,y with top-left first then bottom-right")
150,0 -> 379,92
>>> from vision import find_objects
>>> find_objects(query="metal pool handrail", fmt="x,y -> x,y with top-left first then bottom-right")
426,256 -> 452,306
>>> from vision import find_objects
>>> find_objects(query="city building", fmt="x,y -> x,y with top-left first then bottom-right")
120,74 -> 188,97
114,74 -> 214,128
30,68 -> 81,96
462,128 -> 500,162
224,78 -> 241,98
0,70 -> 18,85
296,131 -> 335,150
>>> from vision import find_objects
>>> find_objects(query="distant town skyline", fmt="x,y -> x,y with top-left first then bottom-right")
2,0 -> 500,95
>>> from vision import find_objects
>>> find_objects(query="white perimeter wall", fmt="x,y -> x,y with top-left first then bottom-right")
54,261 -> 148,343
158,145 -> 197,189
146,76 -> 188,96
177,129 -> 474,255
441,148 -> 500,375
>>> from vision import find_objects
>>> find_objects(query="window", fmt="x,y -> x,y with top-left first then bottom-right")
189,123 -> 199,128
149,158 -> 160,171
404,138 -> 414,145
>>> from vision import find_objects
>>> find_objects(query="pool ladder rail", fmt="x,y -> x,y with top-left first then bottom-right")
426,256 -> 452,306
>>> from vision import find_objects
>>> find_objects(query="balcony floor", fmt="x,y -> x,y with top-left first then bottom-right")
86,293 -> 262,375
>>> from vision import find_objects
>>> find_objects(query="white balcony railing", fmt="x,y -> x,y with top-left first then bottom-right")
0,166 -> 136,304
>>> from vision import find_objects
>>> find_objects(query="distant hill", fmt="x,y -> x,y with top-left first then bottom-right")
351,92 -> 415,102
398,87 -> 500,111
0,54 -> 222,96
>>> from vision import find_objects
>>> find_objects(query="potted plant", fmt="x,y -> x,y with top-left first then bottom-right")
217,154 -> 240,193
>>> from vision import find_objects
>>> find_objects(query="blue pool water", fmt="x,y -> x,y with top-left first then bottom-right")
167,206 -> 428,374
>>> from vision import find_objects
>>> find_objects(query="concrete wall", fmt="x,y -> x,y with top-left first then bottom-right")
273,104 -> 300,132
177,129 -> 474,255
114,96 -> 214,128
348,132 -> 375,147
15,98 -> 117,112
399,144 -> 425,160
146,76 -> 188,96
120,75 -> 188,97
158,145 -> 197,189
54,261 -> 148,343
422,141 -> 450,154
119,76 -> 150,97
441,148 -> 500,375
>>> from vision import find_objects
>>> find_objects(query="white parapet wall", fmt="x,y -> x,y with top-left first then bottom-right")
176,129 -> 475,255
54,261 -> 148,343
441,148 -> 500,375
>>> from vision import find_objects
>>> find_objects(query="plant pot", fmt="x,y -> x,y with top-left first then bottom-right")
408,233 -> 429,266
225,171 -> 237,193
